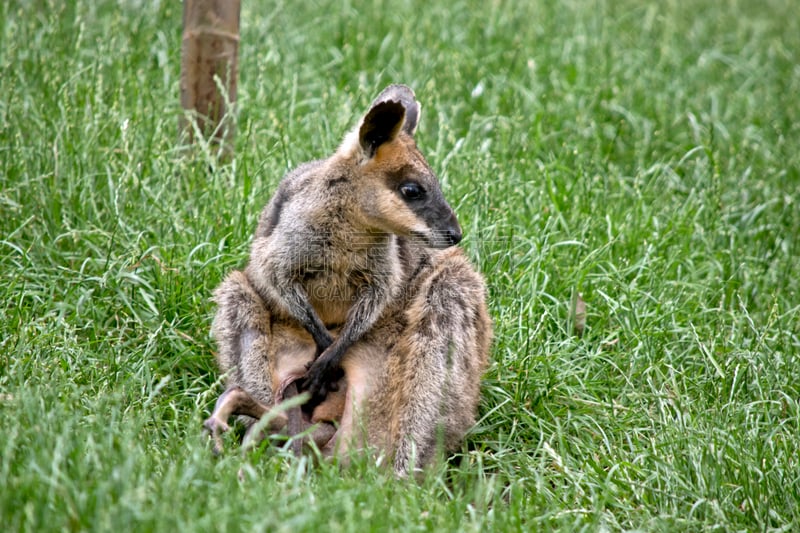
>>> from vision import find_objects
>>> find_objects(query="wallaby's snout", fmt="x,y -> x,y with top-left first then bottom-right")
426,209 -> 462,248
445,215 -> 462,246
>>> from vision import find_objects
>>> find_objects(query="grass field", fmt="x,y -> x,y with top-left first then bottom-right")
2,0 -> 799,530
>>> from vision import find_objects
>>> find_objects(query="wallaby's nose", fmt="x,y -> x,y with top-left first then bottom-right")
447,227 -> 462,245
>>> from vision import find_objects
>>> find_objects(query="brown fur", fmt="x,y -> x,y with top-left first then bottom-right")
203,85 -> 492,475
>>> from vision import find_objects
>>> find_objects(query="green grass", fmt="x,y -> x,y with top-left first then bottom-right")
2,0 -> 799,530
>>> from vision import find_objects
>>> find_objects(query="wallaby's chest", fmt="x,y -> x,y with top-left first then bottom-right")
299,244 -> 386,326
302,270 -> 357,325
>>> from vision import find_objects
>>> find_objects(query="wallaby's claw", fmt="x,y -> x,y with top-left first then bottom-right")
300,362 -> 344,405
302,362 -> 328,397
203,415 -> 230,455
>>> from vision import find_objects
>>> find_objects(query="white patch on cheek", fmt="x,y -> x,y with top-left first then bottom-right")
409,222 -> 430,236
378,195 -> 428,237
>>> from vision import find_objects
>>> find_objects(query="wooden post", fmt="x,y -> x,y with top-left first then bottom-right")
180,0 -> 240,157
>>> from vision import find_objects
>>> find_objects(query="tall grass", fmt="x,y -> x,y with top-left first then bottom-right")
1,0 -> 798,530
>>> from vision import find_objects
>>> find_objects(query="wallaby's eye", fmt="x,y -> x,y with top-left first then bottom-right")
399,182 -> 425,201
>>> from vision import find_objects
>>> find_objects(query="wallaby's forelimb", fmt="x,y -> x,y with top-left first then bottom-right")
265,279 -> 334,356
302,283 -> 389,403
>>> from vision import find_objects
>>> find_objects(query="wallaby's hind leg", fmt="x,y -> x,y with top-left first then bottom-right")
208,270 -> 344,455
373,249 -> 491,475
212,270 -> 276,408
208,270 -> 290,453
203,385 -> 285,455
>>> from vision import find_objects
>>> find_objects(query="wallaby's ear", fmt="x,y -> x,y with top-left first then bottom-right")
358,100 -> 406,158
357,84 -> 421,158
370,84 -> 420,135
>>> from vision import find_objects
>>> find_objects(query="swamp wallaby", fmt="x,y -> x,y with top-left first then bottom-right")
204,84 -> 491,474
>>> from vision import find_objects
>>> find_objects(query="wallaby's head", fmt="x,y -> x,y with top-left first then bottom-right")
338,84 -> 462,248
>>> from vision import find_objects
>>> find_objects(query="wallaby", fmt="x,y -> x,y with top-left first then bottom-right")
204,84 -> 491,474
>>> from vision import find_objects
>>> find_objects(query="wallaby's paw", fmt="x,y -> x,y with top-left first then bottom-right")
203,416 -> 230,456
301,360 -> 337,405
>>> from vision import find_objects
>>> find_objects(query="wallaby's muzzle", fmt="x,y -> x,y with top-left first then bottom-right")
425,211 -> 462,249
